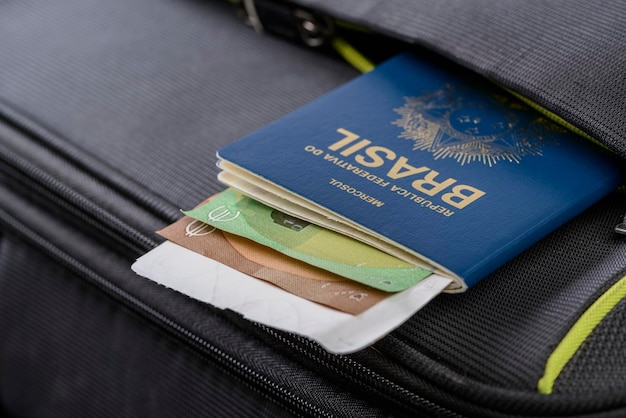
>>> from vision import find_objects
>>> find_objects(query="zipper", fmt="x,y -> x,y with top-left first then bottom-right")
234,0 -> 335,47
0,98 -> 178,257
0,204 -> 329,417
0,99 -> 182,226
0,142 -> 156,256
259,325 -> 463,417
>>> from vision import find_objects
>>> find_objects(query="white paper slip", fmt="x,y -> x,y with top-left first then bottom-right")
131,241 -> 451,354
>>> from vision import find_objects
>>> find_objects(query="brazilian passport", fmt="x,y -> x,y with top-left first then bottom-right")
216,52 -> 623,291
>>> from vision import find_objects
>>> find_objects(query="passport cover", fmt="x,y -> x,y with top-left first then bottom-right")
217,52 -> 623,290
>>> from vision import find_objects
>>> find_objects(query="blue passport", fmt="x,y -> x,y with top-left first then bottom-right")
217,53 -> 623,290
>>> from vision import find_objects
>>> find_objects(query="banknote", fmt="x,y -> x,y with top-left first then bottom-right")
158,215 -> 389,314
183,188 -> 432,292
131,240 -> 451,354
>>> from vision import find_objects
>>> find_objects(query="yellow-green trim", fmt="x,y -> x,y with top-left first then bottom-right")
538,274 -> 626,394
500,86 -> 600,146
331,37 -> 375,74
334,20 -> 373,34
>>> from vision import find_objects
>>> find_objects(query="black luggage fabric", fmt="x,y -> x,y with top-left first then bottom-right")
2,0 -> 626,417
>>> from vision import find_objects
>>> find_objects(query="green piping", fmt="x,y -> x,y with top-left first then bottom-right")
538,274 -> 626,394
500,86 -> 603,147
331,37 -> 375,74
335,20 -> 373,34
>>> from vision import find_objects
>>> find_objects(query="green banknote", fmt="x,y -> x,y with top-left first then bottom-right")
183,188 -> 431,292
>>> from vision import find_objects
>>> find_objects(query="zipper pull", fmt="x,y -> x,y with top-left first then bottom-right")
235,0 -> 334,47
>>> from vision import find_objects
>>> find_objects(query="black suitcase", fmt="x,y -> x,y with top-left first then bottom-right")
2,0 -> 626,416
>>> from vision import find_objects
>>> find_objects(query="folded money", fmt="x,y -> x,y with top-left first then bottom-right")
158,215 -> 390,315
183,188 -> 432,292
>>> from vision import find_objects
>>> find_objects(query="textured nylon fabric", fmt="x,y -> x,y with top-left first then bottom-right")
0,0 -> 357,216
390,192 -> 626,394
291,0 -> 626,158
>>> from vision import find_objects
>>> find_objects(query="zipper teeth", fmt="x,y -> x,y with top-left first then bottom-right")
0,101 -> 181,222
260,325 -> 462,418
0,207 -> 323,417
0,144 -> 156,253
